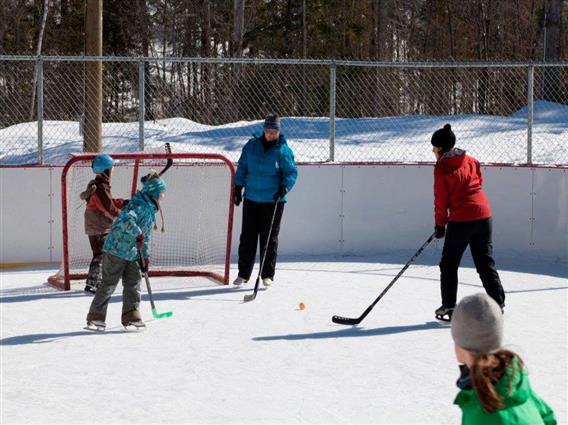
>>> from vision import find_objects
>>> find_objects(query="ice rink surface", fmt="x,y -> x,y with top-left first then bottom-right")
1,252 -> 566,424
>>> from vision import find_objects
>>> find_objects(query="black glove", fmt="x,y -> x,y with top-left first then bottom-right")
273,186 -> 287,202
434,225 -> 446,239
234,185 -> 243,206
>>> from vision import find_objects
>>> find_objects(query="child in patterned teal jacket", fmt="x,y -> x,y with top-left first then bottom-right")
86,172 -> 167,330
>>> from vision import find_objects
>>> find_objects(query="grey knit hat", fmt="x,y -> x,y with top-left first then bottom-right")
451,293 -> 504,354
263,113 -> 280,130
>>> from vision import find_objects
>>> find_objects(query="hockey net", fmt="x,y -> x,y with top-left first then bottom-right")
48,152 -> 235,290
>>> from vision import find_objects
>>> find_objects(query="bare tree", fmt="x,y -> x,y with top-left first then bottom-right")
543,0 -> 562,101
29,0 -> 50,121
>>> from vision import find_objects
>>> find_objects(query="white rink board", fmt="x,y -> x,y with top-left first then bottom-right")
0,167 -> 56,263
532,167 -> 568,261
1,164 -> 567,264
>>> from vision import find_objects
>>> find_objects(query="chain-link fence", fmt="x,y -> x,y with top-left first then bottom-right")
0,56 -> 567,165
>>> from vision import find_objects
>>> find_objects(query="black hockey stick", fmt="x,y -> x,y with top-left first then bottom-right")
138,249 -> 173,319
332,232 -> 435,325
243,198 -> 281,303
141,143 -> 173,183
158,142 -> 173,176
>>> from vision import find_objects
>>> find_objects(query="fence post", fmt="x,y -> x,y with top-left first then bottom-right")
138,60 -> 145,151
329,61 -> 336,162
37,56 -> 44,164
527,65 -> 534,165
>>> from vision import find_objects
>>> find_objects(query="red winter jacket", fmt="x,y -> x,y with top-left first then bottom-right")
82,174 -> 125,235
434,149 -> 492,227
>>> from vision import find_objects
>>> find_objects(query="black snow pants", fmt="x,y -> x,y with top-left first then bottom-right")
86,234 -> 107,287
237,199 -> 285,280
440,217 -> 505,308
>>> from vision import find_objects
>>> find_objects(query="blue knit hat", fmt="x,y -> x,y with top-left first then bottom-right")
142,177 -> 167,200
263,113 -> 280,130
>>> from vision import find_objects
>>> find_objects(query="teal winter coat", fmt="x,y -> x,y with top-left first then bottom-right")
103,190 -> 158,262
235,133 -> 298,203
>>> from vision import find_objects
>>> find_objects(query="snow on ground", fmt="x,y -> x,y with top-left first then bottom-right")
1,251 -> 566,424
1,101 -> 567,165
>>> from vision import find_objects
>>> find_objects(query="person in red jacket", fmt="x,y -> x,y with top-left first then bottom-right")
80,153 -> 125,293
431,124 -> 505,321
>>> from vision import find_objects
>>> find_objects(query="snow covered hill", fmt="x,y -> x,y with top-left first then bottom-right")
1,101 -> 567,165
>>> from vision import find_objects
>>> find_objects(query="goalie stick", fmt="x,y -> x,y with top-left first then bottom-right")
331,232 -> 435,325
243,197 -> 281,303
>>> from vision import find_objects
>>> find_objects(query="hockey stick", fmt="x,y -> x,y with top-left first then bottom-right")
332,232 -> 435,325
138,249 -> 173,319
243,198 -> 281,303
158,142 -> 173,176
141,143 -> 173,183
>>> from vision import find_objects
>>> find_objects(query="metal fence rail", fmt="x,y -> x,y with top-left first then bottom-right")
0,56 -> 567,165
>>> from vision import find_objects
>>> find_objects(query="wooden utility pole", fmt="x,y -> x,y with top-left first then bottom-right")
232,0 -> 245,57
84,0 -> 102,152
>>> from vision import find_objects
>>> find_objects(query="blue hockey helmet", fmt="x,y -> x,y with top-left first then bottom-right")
92,153 -> 114,174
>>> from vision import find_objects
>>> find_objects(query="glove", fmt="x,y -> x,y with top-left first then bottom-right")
273,186 -> 287,202
135,233 -> 145,250
234,185 -> 243,206
434,225 -> 446,239
79,180 -> 97,201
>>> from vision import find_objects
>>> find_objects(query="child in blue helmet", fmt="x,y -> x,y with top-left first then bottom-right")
80,153 -> 126,293
85,171 -> 167,330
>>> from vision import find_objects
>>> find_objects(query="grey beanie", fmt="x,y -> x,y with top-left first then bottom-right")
451,293 -> 504,354
263,113 -> 281,130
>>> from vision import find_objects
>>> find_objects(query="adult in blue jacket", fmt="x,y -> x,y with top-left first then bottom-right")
233,113 -> 298,287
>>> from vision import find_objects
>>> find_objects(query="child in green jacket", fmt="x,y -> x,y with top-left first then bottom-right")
451,293 -> 556,425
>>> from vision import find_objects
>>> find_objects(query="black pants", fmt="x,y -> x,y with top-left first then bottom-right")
238,199 -> 285,280
440,218 -> 505,308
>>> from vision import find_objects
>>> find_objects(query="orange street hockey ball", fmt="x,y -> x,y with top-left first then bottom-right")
298,302 -> 306,310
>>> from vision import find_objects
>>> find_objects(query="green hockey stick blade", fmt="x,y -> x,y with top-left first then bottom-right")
152,308 -> 173,319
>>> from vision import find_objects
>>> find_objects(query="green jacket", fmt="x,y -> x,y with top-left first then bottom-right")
454,360 -> 556,425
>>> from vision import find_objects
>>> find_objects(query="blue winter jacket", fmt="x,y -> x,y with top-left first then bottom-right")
103,190 -> 158,261
235,133 -> 298,203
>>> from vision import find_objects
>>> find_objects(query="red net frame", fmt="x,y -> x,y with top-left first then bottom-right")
49,152 -> 235,290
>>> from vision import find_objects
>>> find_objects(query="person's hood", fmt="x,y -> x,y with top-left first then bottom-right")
436,148 -> 467,174
455,358 -> 530,408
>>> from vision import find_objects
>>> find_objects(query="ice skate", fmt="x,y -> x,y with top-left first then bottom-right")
84,320 -> 106,331
435,305 -> 454,322
84,281 -> 98,294
262,277 -> 273,287
233,276 -> 248,286
122,310 -> 146,330
85,312 -> 106,331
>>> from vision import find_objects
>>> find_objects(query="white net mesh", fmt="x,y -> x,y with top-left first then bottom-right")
49,153 -> 234,289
